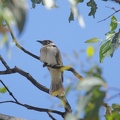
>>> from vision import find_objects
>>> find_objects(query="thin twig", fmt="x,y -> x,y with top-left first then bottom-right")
0,55 -> 72,114
98,7 -> 120,23
6,21 -> 39,60
0,55 -> 10,69
0,100 -> 64,118
0,80 -> 18,102
0,66 -> 49,94
47,112 -> 56,120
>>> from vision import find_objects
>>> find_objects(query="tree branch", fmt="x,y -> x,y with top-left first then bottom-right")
98,7 -> 120,23
0,80 -> 18,102
0,100 -> 65,118
0,55 -> 72,117
0,80 -> 65,118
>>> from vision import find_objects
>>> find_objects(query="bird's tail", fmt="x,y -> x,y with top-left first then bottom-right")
49,77 -> 64,97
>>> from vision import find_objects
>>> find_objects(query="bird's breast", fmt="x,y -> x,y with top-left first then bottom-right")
40,46 -> 57,65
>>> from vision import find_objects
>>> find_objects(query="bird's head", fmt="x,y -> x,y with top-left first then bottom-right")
37,40 -> 55,46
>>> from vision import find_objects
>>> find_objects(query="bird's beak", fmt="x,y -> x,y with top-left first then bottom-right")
37,40 -> 43,44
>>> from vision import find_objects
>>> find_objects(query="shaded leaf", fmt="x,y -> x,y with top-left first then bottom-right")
87,0 -> 98,18
85,37 -> 99,43
0,87 -> 7,94
84,88 -> 105,120
112,104 -> 120,112
110,16 -> 117,31
4,0 -> 27,33
31,0 -> 42,8
111,29 -> 120,57
69,11 -> 74,23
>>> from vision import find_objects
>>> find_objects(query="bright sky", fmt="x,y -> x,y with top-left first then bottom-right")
0,1 -> 120,120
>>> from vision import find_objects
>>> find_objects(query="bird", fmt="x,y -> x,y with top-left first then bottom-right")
37,40 -> 64,97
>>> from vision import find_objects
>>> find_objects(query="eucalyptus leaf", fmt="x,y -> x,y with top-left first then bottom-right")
87,0 -> 98,18
76,77 -> 105,91
85,38 -> 99,43
5,0 -> 27,33
110,16 -> 117,31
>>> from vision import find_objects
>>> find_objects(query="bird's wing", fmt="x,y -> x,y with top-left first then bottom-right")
55,46 -> 64,82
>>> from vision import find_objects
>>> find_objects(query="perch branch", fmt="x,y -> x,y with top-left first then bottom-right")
0,80 -> 65,118
0,55 -> 72,115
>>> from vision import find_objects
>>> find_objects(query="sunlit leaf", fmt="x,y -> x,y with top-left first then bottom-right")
76,77 -> 106,91
110,16 -> 117,31
86,46 -> 94,57
87,0 -> 98,18
0,87 -> 7,94
105,112 -> 120,120
105,31 -> 115,41
85,38 -> 99,43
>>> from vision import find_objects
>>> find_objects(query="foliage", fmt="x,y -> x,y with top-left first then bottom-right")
0,0 -> 27,56
85,16 -> 120,62
0,0 -> 120,120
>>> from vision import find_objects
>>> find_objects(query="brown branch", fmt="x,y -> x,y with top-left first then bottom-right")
0,55 -> 10,69
0,79 -> 18,102
47,112 -> 56,120
0,55 -> 72,115
98,7 -> 120,23
0,100 -> 65,118
0,66 -> 49,94
0,80 -> 64,118
6,21 -> 39,60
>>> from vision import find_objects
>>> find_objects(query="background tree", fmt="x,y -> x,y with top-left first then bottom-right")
0,0 -> 120,120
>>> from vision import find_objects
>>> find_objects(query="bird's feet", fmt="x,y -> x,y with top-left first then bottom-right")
43,62 -> 48,67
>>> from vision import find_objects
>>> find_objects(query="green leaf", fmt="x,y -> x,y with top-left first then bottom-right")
87,0 -> 98,18
85,38 -> 99,43
105,31 -> 115,41
0,87 -> 7,94
99,40 -> 112,63
69,11 -> 74,23
76,77 -> 106,91
4,0 -> 27,33
110,16 -> 117,31
111,29 -> 120,57
112,104 -> 120,112
84,88 -> 105,120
